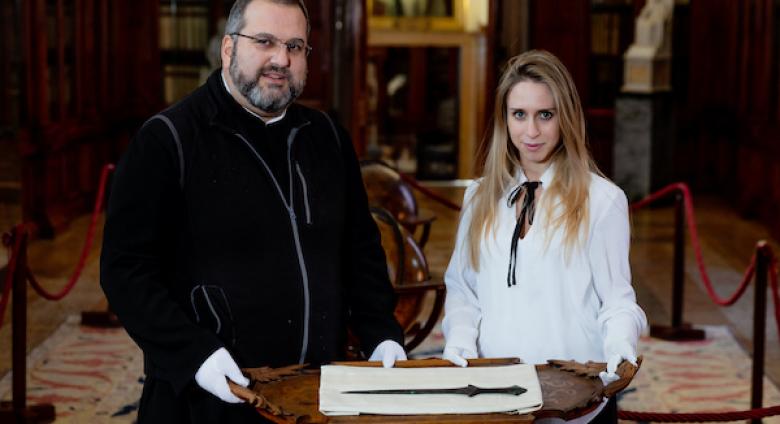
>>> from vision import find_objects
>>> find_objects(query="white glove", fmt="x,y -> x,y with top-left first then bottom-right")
442,346 -> 477,367
195,347 -> 250,403
598,340 -> 637,386
368,340 -> 407,368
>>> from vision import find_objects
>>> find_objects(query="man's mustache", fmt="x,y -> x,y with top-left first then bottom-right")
256,65 -> 292,80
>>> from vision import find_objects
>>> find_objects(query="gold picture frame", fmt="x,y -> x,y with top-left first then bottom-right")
368,0 -> 465,31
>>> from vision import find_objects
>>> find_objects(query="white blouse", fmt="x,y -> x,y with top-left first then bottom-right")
443,165 -> 647,365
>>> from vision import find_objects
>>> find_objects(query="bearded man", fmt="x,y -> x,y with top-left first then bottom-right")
100,1 -> 406,422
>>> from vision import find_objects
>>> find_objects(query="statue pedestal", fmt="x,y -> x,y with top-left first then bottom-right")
613,93 -> 675,199
622,53 -> 672,93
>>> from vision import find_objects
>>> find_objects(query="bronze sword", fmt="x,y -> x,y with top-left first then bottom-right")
343,384 -> 527,397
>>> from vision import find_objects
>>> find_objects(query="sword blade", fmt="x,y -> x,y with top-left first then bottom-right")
344,387 -> 466,395
343,384 -> 527,397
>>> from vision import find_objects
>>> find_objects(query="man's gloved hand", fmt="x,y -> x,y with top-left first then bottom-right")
598,340 -> 637,386
368,340 -> 407,368
442,345 -> 478,367
195,347 -> 250,403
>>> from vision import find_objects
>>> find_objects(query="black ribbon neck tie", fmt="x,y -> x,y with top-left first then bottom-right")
507,181 -> 541,287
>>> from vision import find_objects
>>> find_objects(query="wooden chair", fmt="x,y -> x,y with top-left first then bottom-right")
360,160 -> 436,249
370,206 -> 444,352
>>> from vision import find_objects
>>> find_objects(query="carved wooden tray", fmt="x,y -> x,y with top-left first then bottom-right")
229,357 -> 641,423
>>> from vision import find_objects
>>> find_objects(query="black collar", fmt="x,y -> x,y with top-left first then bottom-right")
204,69 -> 309,133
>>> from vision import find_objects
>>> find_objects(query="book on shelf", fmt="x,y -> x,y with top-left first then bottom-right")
590,12 -> 622,55
160,3 -> 209,51
163,64 -> 205,104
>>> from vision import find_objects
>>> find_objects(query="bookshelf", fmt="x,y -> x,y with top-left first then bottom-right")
588,1 -> 635,108
368,30 -> 486,180
587,1 -> 637,176
159,0 -> 215,104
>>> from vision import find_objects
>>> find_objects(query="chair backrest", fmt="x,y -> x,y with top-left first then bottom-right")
370,206 -> 430,333
361,160 -> 419,226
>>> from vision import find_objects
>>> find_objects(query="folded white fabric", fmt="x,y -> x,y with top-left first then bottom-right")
319,364 -> 543,416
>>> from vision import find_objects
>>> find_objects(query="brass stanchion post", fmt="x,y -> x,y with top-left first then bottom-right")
0,227 -> 55,422
650,192 -> 705,340
751,241 -> 769,424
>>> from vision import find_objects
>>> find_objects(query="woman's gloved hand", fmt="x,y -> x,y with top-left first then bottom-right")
442,345 -> 478,367
598,340 -> 637,386
195,347 -> 250,403
369,340 -> 407,368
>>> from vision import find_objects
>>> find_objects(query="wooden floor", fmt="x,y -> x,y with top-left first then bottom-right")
1,184 -> 779,393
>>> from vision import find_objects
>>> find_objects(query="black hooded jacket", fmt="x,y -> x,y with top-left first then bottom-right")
100,70 -> 403,419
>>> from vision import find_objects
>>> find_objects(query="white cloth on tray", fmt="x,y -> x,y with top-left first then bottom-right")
319,363 -> 543,416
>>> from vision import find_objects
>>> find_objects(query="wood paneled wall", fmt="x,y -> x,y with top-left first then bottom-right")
298,0 -> 334,112
528,0 -> 591,106
732,1 -> 780,237
327,0 -> 368,154
677,0 -> 740,193
0,1 -> 17,133
17,0 -> 162,235
678,1 -> 779,237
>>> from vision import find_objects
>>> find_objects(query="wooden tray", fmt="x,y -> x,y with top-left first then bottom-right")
229,357 -> 641,423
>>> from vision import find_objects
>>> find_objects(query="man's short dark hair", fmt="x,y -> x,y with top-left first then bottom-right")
225,0 -> 311,37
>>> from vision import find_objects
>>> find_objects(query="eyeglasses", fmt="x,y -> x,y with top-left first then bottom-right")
231,33 -> 312,58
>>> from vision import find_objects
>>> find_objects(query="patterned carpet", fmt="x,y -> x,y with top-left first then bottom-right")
2,319 -> 779,422
0,316 -> 142,423
618,325 -> 780,423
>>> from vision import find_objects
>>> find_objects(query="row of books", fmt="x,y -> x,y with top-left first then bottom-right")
591,0 -> 634,4
163,64 -> 206,104
160,4 -> 210,51
590,13 -> 623,55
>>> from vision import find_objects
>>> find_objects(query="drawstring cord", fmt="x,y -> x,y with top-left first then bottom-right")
506,181 -> 541,287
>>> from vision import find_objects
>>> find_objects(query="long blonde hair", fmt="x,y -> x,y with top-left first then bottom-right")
466,50 -> 598,269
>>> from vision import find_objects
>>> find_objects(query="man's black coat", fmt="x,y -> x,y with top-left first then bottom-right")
100,71 -> 403,422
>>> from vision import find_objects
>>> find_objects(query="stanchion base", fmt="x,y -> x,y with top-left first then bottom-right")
80,311 -> 122,328
0,401 -> 56,423
650,323 -> 706,341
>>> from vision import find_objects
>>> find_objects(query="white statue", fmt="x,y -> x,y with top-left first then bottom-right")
622,0 -> 674,93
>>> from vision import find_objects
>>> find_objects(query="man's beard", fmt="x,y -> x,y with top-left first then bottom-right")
229,48 -> 306,114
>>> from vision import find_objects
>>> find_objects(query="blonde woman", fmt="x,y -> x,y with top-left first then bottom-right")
442,50 -> 647,423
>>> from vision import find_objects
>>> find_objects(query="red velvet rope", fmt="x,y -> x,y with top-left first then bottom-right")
0,224 -> 25,328
619,405 -> 780,422
397,173 -> 464,212
25,163 -> 114,301
629,182 -> 757,307
629,183 -> 780,334
769,247 -> 780,342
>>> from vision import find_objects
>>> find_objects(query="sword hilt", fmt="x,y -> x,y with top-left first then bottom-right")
463,384 -> 527,397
